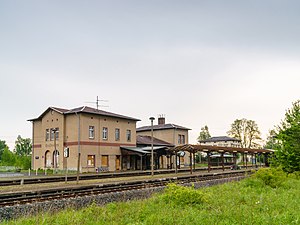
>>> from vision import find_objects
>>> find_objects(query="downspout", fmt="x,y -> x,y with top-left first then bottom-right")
75,112 -> 81,184
31,121 -> 34,170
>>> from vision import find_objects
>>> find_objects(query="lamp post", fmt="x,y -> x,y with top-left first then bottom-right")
149,117 -> 155,177
52,128 -> 58,174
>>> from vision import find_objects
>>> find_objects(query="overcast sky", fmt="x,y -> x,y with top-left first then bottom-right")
1,0 -> 300,149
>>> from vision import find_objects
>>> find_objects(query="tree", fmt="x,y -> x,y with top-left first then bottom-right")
275,100 -> 300,173
0,139 -> 8,160
197,125 -> 211,143
264,129 -> 280,149
14,135 -> 32,156
0,146 -> 16,166
227,118 -> 261,148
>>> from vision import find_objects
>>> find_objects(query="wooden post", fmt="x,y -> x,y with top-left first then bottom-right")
175,152 -> 178,174
233,152 -> 237,165
190,151 -> 192,174
221,152 -> 225,171
207,151 -> 211,173
193,152 -> 196,172
242,153 -> 245,169
259,154 -> 262,167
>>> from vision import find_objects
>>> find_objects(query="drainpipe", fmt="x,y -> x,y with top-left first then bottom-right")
75,112 -> 81,184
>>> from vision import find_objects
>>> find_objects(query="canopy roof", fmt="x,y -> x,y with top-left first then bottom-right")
170,144 -> 274,154
120,146 -> 167,155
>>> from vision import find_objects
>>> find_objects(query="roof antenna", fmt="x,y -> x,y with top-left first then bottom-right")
85,96 -> 109,110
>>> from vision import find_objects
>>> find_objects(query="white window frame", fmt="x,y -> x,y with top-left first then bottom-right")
89,126 -> 95,139
46,129 -> 49,141
103,127 -> 108,140
115,128 -> 120,141
126,129 -> 131,142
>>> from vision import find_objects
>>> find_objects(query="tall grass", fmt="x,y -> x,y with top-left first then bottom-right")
2,168 -> 300,225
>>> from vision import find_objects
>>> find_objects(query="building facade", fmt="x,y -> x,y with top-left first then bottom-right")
29,106 -> 139,172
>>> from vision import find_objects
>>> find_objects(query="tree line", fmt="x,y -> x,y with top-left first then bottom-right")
197,100 -> 300,173
0,135 -> 32,170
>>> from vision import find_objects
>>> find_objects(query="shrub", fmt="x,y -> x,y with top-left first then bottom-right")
253,168 -> 286,188
159,183 -> 208,206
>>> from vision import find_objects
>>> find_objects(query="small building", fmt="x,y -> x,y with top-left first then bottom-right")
28,106 -> 140,172
199,136 -> 242,164
136,115 -> 191,167
199,136 -> 241,148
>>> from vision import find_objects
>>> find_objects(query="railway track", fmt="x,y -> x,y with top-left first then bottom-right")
0,170 -> 250,207
0,166 -> 238,186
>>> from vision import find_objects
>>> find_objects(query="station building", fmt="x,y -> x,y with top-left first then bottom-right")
29,107 -> 191,172
29,106 -> 139,172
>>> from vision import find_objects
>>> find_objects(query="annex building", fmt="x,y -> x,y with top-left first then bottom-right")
136,115 -> 191,168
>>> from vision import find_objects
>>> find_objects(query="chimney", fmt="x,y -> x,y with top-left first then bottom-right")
158,114 -> 165,125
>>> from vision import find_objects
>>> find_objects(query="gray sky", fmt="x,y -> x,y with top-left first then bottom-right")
1,0 -> 300,149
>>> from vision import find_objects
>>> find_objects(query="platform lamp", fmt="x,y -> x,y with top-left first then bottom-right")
149,117 -> 155,177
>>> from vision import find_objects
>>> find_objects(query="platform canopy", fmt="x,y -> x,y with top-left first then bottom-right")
169,144 -> 275,154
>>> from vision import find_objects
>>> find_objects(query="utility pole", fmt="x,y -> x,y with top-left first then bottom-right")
75,112 -> 81,184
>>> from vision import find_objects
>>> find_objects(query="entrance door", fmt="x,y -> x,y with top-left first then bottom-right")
116,155 -> 120,171
45,150 -> 51,168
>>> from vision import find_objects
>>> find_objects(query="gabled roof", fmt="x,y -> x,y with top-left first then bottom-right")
137,135 -> 174,147
28,107 -> 69,121
28,106 -> 140,122
199,136 -> 241,143
64,106 -> 140,121
137,123 -> 190,132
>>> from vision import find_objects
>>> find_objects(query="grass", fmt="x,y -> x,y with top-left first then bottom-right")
2,168 -> 300,225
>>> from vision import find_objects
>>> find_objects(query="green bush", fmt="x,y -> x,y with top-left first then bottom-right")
253,168 -> 286,188
159,183 -> 208,206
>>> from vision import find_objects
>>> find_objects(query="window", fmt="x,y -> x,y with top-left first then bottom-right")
102,127 -> 108,140
89,126 -> 94,139
50,128 -> 59,141
87,155 -> 95,167
55,128 -> 59,140
178,134 -> 185,144
101,155 -> 109,167
126,129 -> 131,141
50,129 -> 54,141
115,128 -> 120,141
46,129 -> 49,141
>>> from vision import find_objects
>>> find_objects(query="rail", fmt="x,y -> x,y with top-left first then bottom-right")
0,170 -> 252,207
